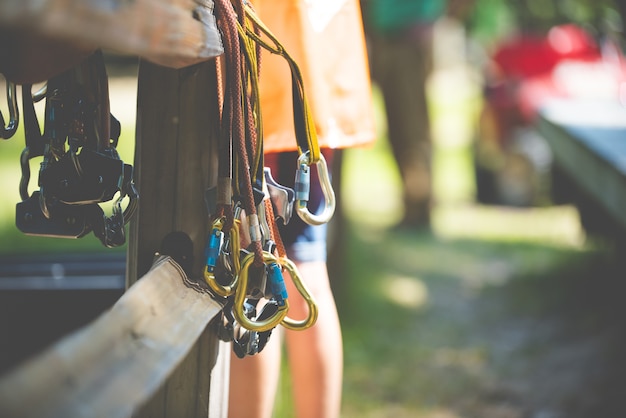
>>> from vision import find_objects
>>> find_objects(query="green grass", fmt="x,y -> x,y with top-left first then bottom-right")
333,139 -> 605,417
271,76 -> 604,417
335,221 -> 613,417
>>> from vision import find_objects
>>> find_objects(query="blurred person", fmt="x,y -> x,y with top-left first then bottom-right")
227,1 -> 375,417
361,0 -> 472,229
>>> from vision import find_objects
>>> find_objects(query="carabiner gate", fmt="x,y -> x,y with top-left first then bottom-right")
204,217 -> 241,297
233,251 -> 289,332
294,152 -> 335,226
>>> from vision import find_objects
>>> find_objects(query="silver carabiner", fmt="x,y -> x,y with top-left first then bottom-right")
294,151 -> 335,226
1,81 -> 18,139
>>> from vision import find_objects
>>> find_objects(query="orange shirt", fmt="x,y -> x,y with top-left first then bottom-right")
252,0 -> 376,152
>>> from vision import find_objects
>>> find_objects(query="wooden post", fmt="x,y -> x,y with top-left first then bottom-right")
127,59 -> 227,417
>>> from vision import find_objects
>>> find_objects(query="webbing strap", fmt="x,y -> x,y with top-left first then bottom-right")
242,4 -> 321,164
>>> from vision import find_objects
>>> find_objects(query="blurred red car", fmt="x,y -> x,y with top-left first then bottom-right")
473,23 -> 623,205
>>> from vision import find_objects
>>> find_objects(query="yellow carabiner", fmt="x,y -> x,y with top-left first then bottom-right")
295,152 -> 336,226
204,218 -> 241,297
233,251 -> 289,332
279,257 -> 318,331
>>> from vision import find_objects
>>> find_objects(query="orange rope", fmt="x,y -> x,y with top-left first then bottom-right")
215,0 -> 263,265
264,198 -> 286,258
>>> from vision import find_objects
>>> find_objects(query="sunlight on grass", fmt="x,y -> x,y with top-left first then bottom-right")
0,159 -> 21,225
341,142 -> 403,228
381,275 -> 429,310
434,204 -> 585,247
344,404 -> 463,418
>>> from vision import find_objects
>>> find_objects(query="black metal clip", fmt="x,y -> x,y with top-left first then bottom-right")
14,50 -> 138,247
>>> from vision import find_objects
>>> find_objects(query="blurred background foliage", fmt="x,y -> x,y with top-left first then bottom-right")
468,0 -> 622,40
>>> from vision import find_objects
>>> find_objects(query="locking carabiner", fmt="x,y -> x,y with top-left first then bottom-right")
1,81 -> 18,139
294,151 -> 336,226
278,256 -> 318,331
233,251 -> 289,332
204,217 -> 243,297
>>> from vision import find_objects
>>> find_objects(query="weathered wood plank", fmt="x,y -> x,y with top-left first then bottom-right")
127,59 -> 220,292
0,256 -> 222,418
0,0 -> 223,70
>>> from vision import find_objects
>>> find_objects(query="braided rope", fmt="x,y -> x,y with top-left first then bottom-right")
264,197 -> 287,258
215,0 -> 264,265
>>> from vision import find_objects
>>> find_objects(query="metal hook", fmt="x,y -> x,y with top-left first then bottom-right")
294,152 -> 335,226
278,256 -> 318,331
204,218 -> 241,297
233,251 -> 289,332
1,81 -> 19,139
32,83 -> 47,103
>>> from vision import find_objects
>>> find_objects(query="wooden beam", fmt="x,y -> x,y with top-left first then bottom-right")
0,0 -> 223,70
0,256 -> 223,418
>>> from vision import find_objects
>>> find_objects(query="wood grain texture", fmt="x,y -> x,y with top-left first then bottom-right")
0,256 -> 222,418
128,58 -> 226,418
0,0 -> 223,70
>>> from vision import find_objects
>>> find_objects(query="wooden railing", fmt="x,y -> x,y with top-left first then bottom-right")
0,0 -> 222,69
0,257 -> 227,418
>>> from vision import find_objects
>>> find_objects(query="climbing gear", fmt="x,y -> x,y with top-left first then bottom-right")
294,151 -> 335,226
204,216 -> 241,297
233,251 -> 289,332
1,80 -> 19,139
14,50 -> 138,247
264,167 -> 294,224
205,0 -> 334,357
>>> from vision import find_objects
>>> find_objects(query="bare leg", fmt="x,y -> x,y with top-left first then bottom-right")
228,149 -> 341,417
284,260 -> 343,418
227,330 -> 282,418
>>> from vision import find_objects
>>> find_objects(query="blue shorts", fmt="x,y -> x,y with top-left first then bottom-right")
266,151 -> 331,263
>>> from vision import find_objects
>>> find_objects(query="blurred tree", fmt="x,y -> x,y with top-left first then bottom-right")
467,0 -> 623,43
